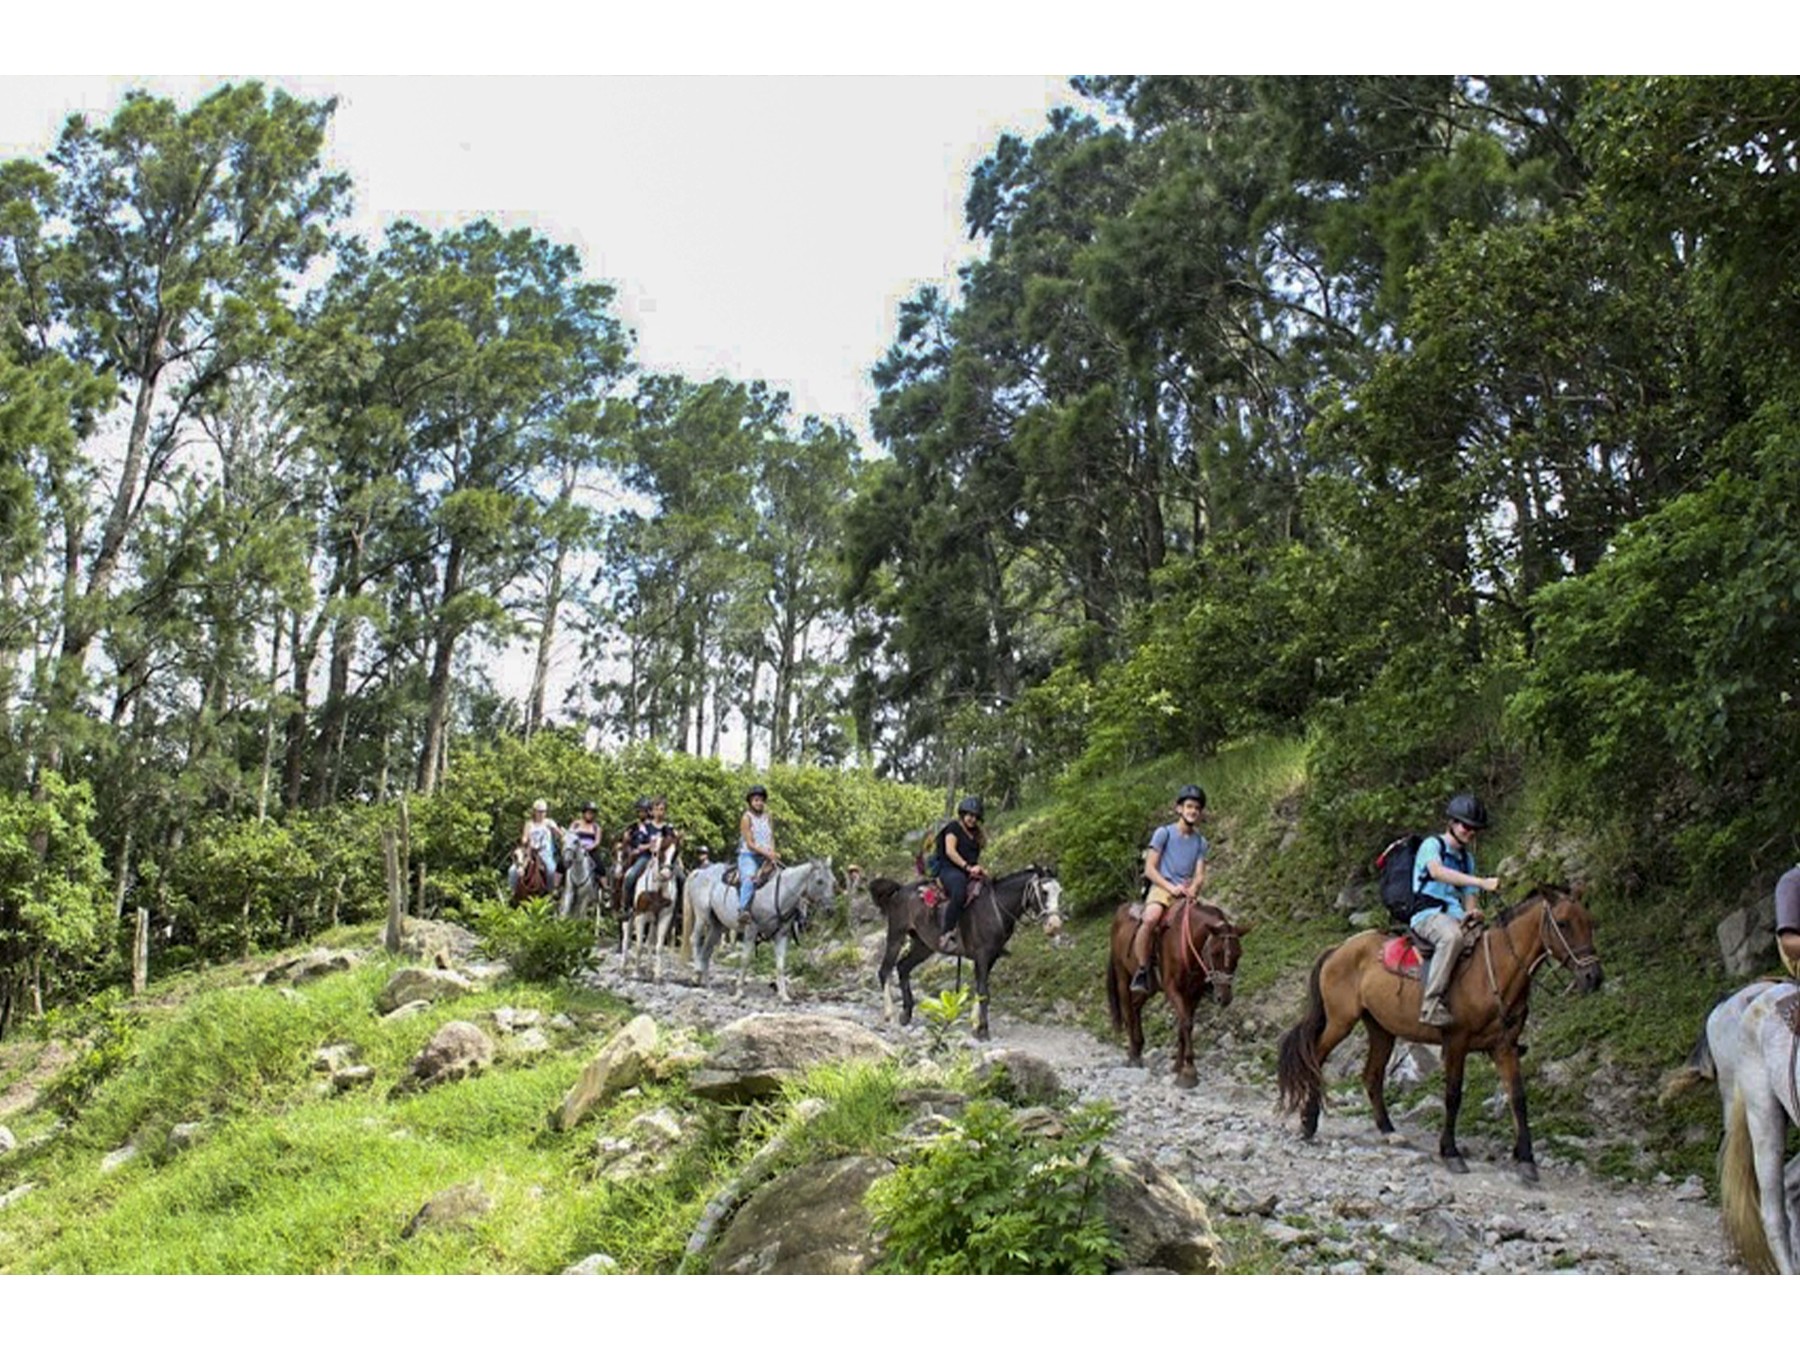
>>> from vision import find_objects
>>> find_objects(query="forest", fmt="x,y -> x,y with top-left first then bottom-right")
3,76 -> 1798,1037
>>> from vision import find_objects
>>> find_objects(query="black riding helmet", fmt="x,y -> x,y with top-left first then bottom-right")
634,795 -> 652,812
582,801 -> 597,812
957,794 -> 983,820
1175,784 -> 1206,808
1446,793 -> 1490,830
747,784 -> 768,802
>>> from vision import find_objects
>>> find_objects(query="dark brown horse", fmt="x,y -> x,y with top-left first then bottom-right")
871,866 -> 1063,1041
1275,884 -> 1601,1180
1106,900 -> 1249,1088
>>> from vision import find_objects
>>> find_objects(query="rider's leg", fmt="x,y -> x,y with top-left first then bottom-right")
1415,910 -> 1462,1026
623,855 -> 649,899
1130,896 -> 1169,993
938,870 -> 969,953
736,850 -> 758,918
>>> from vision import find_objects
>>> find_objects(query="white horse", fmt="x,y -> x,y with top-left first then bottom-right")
1664,979 -> 1800,1273
689,857 -> 835,1002
621,834 -> 682,983
560,836 -> 600,919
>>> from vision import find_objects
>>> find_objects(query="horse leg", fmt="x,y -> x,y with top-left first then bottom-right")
682,890 -> 697,965
1492,1039 -> 1538,1182
1359,1014 -> 1398,1134
878,925 -> 903,1023
973,956 -> 992,1041
1118,964 -> 1145,1067
1750,1094 -> 1796,1273
652,907 -> 668,985
773,930 -> 791,1003
895,938 -> 930,1027
1171,988 -> 1197,1089
1439,1039 -> 1471,1173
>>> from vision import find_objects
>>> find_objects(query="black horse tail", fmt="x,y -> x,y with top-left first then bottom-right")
1276,949 -> 1332,1116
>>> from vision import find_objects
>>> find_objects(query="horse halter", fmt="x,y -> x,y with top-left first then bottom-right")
1535,898 -> 1599,989
1182,907 -> 1237,991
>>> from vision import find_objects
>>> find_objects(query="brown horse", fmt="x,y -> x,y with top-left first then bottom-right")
1276,883 -> 1601,1181
1106,900 -> 1249,1088
512,845 -> 552,903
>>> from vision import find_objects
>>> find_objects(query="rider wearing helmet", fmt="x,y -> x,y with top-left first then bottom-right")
571,801 -> 603,860
622,795 -> 660,898
1129,785 -> 1210,994
1413,793 -> 1502,1027
934,795 -> 988,956
738,785 -> 780,916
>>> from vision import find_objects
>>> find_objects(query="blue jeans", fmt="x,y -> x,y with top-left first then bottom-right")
623,854 -> 651,897
738,851 -> 760,910
939,867 -> 970,931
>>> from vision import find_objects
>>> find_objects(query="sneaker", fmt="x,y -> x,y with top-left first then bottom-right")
1129,967 -> 1151,995
939,930 -> 963,956
1419,1001 -> 1454,1028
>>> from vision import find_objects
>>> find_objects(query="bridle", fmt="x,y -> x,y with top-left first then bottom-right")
1478,892 -> 1600,1006
1178,901 -> 1237,995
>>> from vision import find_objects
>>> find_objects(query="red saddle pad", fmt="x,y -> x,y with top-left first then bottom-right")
1381,934 -> 1423,976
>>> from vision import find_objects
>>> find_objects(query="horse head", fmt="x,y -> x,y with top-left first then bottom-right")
1539,884 -> 1602,994
1029,865 -> 1065,938
799,857 -> 836,919
1191,907 -> 1247,1007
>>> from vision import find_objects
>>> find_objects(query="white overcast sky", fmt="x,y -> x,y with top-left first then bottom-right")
0,6 -> 1760,450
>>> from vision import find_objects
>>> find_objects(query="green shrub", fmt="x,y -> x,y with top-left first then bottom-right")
472,898 -> 599,983
41,993 -> 140,1119
867,1098 -> 1121,1274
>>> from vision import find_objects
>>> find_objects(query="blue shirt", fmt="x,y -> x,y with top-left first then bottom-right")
1148,824 -> 1209,886
1410,833 -> 1476,933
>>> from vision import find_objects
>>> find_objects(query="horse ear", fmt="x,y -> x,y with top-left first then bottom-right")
1234,920 -> 1255,937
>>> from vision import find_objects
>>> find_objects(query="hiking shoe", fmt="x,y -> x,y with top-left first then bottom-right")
939,930 -> 963,956
1420,1001 -> 1454,1028
1129,967 -> 1151,995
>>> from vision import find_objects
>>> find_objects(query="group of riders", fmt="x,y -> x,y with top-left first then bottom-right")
504,770 -> 1541,1034
507,785 -> 785,917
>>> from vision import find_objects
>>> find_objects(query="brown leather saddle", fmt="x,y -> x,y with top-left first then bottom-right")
723,859 -> 776,889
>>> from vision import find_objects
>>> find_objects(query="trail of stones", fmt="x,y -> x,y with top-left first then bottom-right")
583,944 -> 1734,1275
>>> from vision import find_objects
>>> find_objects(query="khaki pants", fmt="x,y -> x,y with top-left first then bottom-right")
1781,940 -> 1800,981
1414,910 -> 1467,1010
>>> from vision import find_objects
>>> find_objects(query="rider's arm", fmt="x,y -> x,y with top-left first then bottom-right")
739,812 -> 757,855
1423,852 -> 1498,893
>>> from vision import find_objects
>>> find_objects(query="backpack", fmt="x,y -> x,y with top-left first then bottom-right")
917,818 -> 952,879
1375,834 -> 1429,924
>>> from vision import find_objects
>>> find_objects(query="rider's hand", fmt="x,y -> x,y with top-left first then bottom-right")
1482,876 -> 1500,893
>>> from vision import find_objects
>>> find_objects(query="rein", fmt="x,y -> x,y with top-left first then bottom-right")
1177,901 -> 1232,991
1474,894 -> 1599,1017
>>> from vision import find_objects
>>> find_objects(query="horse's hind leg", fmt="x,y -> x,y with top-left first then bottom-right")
1438,1041 -> 1471,1173
895,938 -> 930,1026
1359,1015 -> 1397,1134
1750,1098 -> 1796,1273
972,957 -> 993,1041
773,932 -> 791,1003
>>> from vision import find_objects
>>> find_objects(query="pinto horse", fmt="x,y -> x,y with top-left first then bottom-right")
621,833 -> 682,983
1276,884 -> 1601,1180
512,845 -> 553,903
871,866 -> 1063,1041
1106,900 -> 1249,1088
1662,980 -> 1800,1273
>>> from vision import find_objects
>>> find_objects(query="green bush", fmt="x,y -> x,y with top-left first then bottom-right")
471,898 -> 599,983
866,1098 -> 1121,1274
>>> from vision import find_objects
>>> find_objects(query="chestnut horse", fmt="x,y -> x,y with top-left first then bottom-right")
1106,900 -> 1249,1088
1276,884 -> 1601,1180
511,845 -> 552,903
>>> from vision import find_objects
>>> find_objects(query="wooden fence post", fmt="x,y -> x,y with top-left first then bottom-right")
383,826 -> 403,954
132,907 -> 150,995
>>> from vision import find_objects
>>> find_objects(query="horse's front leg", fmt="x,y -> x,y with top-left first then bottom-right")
652,909 -> 668,984
973,958 -> 992,1041
895,938 -> 929,1026
1492,1038 -> 1537,1182
736,927 -> 755,998
1439,1040 -> 1470,1173
773,931 -> 791,1003
1122,967 -> 1146,1067
1171,991 -> 1197,1089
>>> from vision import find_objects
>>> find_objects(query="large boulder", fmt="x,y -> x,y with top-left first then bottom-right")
400,1021 -> 494,1093
1102,1154 -> 1223,1274
260,948 -> 361,986
1719,902 -> 1777,978
709,1155 -> 894,1273
376,967 -> 475,1014
973,1048 -> 1062,1105
688,1013 -> 893,1103
553,1015 -> 659,1131
397,919 -> 479,968
0,1125 -> 15,1155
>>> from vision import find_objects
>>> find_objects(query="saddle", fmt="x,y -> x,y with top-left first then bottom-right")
1381,929 -> 1478,980
722,860 -> 776,889
921,883 -> 942,908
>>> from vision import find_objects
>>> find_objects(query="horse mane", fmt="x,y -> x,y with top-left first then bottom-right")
991,866 -> 1047,887
1492,884 -> 1571,928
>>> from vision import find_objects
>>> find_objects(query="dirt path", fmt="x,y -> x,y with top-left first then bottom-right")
587,939 -> 1734,1275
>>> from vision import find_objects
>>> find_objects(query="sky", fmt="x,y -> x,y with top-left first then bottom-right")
0,72 -> 1078,448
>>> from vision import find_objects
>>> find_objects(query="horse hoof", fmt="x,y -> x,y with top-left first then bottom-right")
1176,1071 -> 1198,1090
1516,1160 -> 1540,1185
1125,1055 -> 1142,1068
1443,1154 -> 1470,1175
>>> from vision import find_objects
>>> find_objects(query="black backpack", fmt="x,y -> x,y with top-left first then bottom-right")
1375,834 -> 1429,924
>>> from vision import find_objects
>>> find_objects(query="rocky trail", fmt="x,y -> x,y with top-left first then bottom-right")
587,933 -> 1735,1275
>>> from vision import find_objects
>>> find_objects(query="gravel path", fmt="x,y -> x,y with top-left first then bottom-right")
585,937 -> 1734,1275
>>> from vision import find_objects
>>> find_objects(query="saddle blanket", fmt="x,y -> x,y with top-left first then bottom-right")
921,884 -> 941,908
1381,934 -> 1423,978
